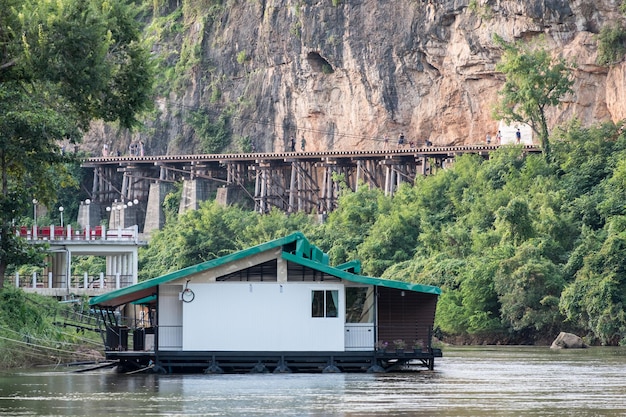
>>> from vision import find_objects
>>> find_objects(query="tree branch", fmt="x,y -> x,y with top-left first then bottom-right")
0,59 -> 16,71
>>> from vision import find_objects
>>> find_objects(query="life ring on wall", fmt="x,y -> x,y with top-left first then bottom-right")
181,288 -> 195,303
181,280 -> 195,303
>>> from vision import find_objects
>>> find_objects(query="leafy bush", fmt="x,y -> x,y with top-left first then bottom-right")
186,107 -> 231,153
236,50 -> 248,65
597,24 -> 626,65
0,289 -> 88,368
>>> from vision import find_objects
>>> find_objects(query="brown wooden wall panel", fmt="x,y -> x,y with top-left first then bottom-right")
377,287 -> 438,348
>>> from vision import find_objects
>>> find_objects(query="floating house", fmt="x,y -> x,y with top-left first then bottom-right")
89,232 -> 442,373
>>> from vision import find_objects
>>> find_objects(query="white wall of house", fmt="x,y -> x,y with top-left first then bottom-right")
179,282 -> 345,352
158,285 -> 183,350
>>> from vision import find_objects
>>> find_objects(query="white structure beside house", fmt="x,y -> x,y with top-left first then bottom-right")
14,225 -> 144,297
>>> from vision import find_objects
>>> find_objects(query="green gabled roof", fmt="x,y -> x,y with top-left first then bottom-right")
90,232 -> 440,307
281,252 -> 440,295
90,232 -> 307,307
335,260 -> 361,274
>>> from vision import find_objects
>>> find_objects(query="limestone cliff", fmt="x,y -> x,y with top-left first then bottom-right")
84,0 -> 626,156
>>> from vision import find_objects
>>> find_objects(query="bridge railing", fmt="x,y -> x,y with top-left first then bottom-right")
15,225 -> 139,242
4,272 -> 134,291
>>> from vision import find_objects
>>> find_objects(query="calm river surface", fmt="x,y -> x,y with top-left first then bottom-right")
0,346 -> 625,416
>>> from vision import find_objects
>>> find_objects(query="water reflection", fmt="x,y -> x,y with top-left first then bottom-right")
0,347 -> 624,416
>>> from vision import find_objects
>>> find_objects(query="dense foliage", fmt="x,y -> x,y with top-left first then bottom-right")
0,288 -> 100,368
141,121 -> 626,345
0,0 -> 154,287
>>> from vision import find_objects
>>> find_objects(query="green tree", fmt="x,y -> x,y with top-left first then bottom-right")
435,256 -> 503,337
358,185 -> 421,276
560,218 -> 626,345
552,121 -> 626,230
319,185 -> 388,266
494,198 -> 534,245
139,201 -> 246,279
0,0 -> 153,287
132,118 -> 626,344
240,208 -> 316,247
492,35 -> 574,157
494,241 -> 565,337
187,107 -> 231,153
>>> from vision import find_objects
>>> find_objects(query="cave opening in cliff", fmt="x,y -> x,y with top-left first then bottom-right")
307,52 -> 334,74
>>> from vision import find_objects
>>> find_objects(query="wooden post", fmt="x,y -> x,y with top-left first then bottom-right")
288,161 -> 297,213
356,160 -> 362,192
92,167 -> 99,201
327,165 -> 332,212
254,169 -> 261,213
260,167 -> 267,213
297,162 -> 304,212
384,166 -> 391,196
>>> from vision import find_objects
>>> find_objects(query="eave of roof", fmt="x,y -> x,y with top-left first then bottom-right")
131,295 -> 156,305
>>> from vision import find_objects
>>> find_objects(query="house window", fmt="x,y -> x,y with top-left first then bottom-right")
345,287 -> 375,323
311,290 -> 338,318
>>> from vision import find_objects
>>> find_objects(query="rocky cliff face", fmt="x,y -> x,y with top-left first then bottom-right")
85,0 -> 626,156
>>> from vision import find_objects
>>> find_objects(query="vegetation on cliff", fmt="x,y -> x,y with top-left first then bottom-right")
141,121 -> 626,346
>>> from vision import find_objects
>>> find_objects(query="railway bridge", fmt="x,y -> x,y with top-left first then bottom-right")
80,145 -> 541,235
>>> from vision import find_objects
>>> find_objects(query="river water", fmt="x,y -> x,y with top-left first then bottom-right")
0,346 -> 624,416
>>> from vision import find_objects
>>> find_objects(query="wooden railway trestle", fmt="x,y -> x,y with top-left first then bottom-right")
80,145 -> 540,232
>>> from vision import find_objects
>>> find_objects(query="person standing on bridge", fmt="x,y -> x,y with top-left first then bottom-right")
516,128 -> 521,145
397,133 -> 405,148
301,136 -> 306,152
289,136 -> 296,152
